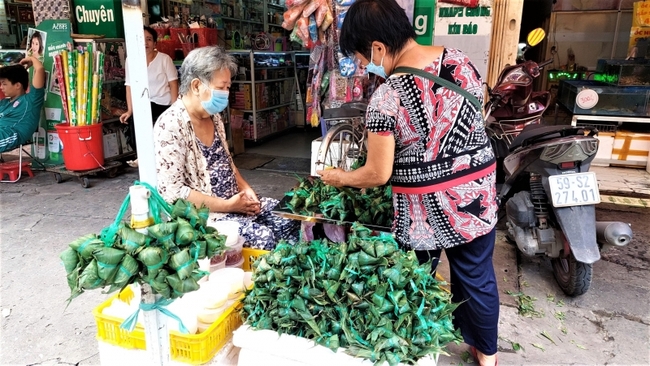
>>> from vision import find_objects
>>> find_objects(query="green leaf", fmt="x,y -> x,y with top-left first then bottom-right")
512,342 -> 522,351
540,330 -> 557,345
460,350 -> 474,363
570,340 -> 587,350
532,343 -> 545,351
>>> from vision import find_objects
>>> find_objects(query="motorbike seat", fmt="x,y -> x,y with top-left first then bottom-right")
322,102 -> 368,119
509,124 -> 583,152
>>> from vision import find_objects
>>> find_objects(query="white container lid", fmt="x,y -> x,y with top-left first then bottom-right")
208,220 -> 241,247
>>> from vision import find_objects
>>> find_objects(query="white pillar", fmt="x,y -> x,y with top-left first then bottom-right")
122,0 -> 157,186
122,1 -> 167,364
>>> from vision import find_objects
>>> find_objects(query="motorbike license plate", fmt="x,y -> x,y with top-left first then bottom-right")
548,172 -> 601,207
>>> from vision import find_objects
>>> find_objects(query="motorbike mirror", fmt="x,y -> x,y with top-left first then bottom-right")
526,28 -> 546,47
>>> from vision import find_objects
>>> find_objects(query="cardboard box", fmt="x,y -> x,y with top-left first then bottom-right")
611,131 -> 650,166
592,132 -> 615,166
232,128 -> 245,155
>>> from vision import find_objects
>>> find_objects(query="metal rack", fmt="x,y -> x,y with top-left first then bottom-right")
227,50 -> 299,141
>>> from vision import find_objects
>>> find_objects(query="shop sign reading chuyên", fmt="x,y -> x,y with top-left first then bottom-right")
73,0 -> 124,38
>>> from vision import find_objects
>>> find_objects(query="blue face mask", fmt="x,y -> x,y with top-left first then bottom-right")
200,84 -> 230,115
365,49 -> 387,79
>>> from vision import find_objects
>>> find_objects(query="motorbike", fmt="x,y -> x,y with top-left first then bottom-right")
484,28 -> 553,178
486,29 -> 634,296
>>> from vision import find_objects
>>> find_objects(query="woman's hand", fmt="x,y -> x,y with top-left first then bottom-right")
120,110 -> 132,124
241,187 -> 260,204
317,168 -> 346,187
227,191 -> 261,216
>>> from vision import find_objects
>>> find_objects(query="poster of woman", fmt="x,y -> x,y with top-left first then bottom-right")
26,28 -> 46,60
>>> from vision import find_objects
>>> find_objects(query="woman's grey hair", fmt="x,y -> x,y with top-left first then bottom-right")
179,46 -> 238,95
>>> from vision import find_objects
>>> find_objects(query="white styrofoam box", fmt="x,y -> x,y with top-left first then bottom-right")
233,325 -> 438,366
311,137 -> 323,176
97,340 -> 239,365
592,133 -> 614,166
612,131 -> 650,164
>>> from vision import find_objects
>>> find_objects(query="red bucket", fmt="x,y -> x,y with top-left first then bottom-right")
169,28 -> 189,48
182,43 -> 197,58
55,123 -> 105,171
188,28 -> 218,48
156,39 -> 176,60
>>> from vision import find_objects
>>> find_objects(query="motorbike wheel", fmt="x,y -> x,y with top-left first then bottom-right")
551,252 -> 592,296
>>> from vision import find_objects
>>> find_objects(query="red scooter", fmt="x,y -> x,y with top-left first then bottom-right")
484,28 -> 554,171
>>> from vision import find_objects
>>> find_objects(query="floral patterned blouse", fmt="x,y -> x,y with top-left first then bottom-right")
153,99 -> 233,220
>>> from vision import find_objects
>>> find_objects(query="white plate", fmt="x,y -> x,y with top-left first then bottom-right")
549,172 -> 600,207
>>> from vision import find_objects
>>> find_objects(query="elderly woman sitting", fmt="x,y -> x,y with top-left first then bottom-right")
153,46 -> 299,250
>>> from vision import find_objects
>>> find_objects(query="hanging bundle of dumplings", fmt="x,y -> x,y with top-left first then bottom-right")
61,199 -> 227,303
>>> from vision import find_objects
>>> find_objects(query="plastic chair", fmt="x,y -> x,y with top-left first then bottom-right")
0,142 -> 38,182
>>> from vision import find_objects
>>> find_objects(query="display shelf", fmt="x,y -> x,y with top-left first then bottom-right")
221,17 -> 264,26
103,79 -> 126,85
227,50 -> 299,141
267,3 -> 285,9
240,102 -> 293,113
102,117 -> 122,124
233,77 -> 295,84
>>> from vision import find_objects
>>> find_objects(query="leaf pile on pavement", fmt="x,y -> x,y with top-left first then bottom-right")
242,223 -> 460,365
507,290 -> 544,318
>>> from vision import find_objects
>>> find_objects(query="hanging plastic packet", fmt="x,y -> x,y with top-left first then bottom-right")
337,10 -> 348,29
339,57 -> 356,77
290,26 -> 304,46
308,15 -> 319,43
337,0 -> 356,6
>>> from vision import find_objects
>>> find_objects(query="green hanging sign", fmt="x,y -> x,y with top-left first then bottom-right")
413,0 -> 436,46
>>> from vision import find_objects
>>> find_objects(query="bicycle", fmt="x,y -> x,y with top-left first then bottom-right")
315,102 -> 369,172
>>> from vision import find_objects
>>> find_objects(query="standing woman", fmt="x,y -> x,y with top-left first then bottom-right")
317,0 -> 499,365
120,26 -> 179,156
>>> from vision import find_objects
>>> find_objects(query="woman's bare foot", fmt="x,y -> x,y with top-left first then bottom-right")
471,346 -> 497,366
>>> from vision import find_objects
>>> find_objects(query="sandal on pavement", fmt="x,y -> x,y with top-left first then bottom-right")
470,346 -> 498,366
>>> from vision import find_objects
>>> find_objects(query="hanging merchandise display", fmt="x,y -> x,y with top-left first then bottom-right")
281,0 -> 376,128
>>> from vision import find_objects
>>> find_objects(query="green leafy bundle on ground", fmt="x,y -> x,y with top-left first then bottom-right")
242,223 -> 460,365
284,176 -> 393,228
61,199 -> 226,302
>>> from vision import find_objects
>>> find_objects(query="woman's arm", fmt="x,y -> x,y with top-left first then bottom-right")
119,86 -> 133,123
168,79 -> 179,103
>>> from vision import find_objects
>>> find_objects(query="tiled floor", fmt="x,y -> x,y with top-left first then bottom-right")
590,166 -> 650,203
245,127 -> 321,159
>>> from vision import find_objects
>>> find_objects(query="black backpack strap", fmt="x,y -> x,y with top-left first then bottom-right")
392,66 -> 482,112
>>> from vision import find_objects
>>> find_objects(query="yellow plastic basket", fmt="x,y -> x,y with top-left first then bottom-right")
93,295 -> 243,364
242,247 -> 270,272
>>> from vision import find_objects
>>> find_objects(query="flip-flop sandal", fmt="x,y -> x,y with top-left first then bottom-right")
470,346 -> 498,366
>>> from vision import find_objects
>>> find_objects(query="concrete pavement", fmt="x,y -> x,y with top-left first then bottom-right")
1,164 -> 648,365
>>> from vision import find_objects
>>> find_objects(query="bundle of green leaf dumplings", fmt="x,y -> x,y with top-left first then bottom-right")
242,223 -> 460,366
61,198 -> 226,302
284,176 -> 393,228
